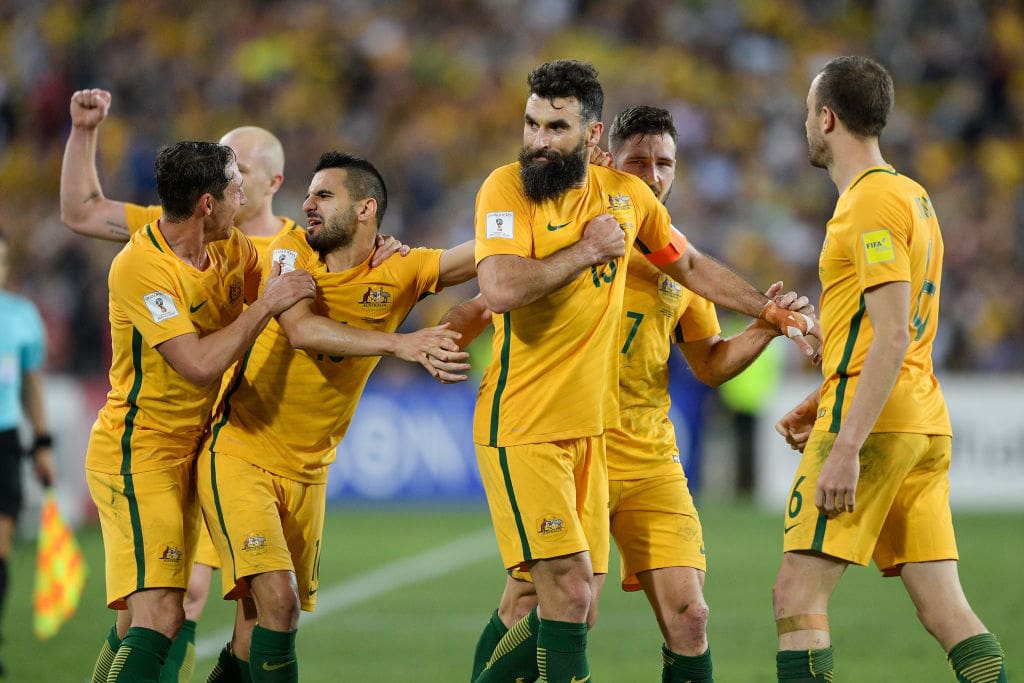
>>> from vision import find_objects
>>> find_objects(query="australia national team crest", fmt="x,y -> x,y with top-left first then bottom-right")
159,545 -> 182,563
229,278 -> 243,304
241,532 -> 268,555
658,274 -> 682,303
607,193 -> 632,211
537,514 -> 566,537
359,286 -> 392,310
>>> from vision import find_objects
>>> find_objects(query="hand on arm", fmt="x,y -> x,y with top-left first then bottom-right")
415,293 -> 495,383
60,89 -> 132,241
21,370 -> 54,488
678,282 -> 816,386
156,263 -> 316,386
657,244 -> 821,358
815,281 -> 910,517
478,213 -> 625,313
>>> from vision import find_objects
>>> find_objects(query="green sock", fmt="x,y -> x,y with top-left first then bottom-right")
536,618 -> 588,683
476,608 -> 540,682
160,619 -> 197,683
205,644 -> 241,682
776,648 -> 834,682
472,609 -> 509,681
249,625 -> 297,682
948,633 -> 1007,683
237,654 -> 254,683
92,622 -> 122,683
109,626 -> 173,682
662,645 -> 713,682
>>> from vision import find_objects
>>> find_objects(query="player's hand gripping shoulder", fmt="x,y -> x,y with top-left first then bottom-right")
588,145 -> 613,167
759,293 -> 822,360
370,233 -> 411,268
259,260 -> 317,315
70,88 -> 111,130
774,392 -> 819,453
395,323 -> 471,383
579,213 -> 626,266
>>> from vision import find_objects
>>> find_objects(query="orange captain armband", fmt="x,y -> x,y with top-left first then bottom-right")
643,227 -> 688,267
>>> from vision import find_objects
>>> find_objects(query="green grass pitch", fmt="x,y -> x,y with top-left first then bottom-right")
3,501 -> 1019,681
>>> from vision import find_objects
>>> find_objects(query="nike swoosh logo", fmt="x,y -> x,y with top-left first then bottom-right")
189,300 -> 207,313
308,587 -> 318,596
784,523 -> 800,534
570,676 -> 591,683
546,221 -> 571,231
262,660 -> 295,671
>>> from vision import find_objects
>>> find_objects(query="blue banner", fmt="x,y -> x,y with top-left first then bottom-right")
327,368 -> 710,503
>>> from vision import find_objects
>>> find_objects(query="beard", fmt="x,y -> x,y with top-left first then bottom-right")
306,205 -> 356,254
519,140 -> 588,203
807,135 -> 832,170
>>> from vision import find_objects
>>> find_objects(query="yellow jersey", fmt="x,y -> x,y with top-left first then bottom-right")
86,222 -> 261,474
607,250 -> 719,479
206,229 -> 444,484
815,166 -> 950,435
473,162 -> 683,446
125,202 -> 299,259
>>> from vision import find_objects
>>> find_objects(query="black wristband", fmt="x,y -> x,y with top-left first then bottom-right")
32,433 -> 54,453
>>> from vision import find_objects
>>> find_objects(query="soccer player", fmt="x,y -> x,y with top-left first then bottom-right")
196,151 -> 475,682
468,60 -> 818,683
83,140 -> 317,682
63,88 -> 306,683
455,105 -> 814,683
60,89 -> 408,682
771,56 -> 1007,682
0,231 -> 55,678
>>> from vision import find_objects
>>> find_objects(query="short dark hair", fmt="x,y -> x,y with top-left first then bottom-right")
314,151 -> 389,228
609,105 -> 677,153
527,60 -> 603,123
155,141 -> 235,222
814,56 -> 894,138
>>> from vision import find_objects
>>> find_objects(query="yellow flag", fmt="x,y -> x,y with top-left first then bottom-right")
33,491 -> 87,640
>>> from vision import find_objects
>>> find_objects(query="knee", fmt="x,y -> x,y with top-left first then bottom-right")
149,602 -> 186,639
251,573 -> 301,630
772,571 -> 799,617
663,599 -> 709,650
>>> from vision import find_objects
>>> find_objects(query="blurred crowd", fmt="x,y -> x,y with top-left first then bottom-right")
1,0 -> 1021,376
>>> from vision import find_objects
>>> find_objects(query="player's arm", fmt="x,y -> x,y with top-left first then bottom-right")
21,369 -> 54,488
679,284 -> 813,386
655,240 -> 820,357
478,213 -> 625,313
276,301 -> 470,382
438,294 -> 492,350
815,280 -> 910,516
155,264 -> 316,386
437,240 -> 477,287
59,89 -> 134,241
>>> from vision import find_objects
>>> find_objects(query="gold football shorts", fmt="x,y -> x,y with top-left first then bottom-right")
86,461 -> 199,609
783,431 -> 957,575
198,449 -> 325,611
609,471 -> 705,591
476,435 -> 609,574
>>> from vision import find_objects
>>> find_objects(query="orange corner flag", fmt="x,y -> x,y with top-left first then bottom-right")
33,491 -> 87,640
